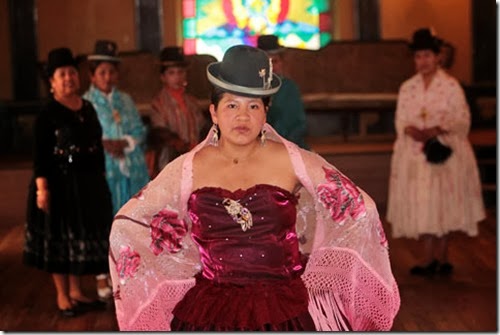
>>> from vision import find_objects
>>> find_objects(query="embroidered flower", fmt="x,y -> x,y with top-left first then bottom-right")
317,166 -> 366,224
150,208 -> 188,255
376,219 -> 389,248
113,286 -> 121,300
116,246 -> 140,285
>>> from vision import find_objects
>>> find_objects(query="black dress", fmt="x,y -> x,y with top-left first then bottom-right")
23,98 -> 113,275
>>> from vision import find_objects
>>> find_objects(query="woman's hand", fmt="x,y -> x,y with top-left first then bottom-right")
422,126 -> 448,139
103,139 -> 128,158
36,189 -> 50,213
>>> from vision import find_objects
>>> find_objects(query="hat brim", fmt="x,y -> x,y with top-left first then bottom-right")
88,55 -> 121,62
159,61 -> 189,67
263,47 -> 285,55
409,37 -> 443,52
207,62 -> 281,97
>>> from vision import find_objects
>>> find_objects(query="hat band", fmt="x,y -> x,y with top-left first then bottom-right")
207,69 -> 280,96
88,55 -> 121,62
160,60 -> 187,66
263,47 -> 285,55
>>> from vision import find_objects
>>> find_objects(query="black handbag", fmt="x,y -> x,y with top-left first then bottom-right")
423,137 -> 453,164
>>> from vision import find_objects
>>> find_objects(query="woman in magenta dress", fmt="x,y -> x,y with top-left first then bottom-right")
108,45 -> 400,331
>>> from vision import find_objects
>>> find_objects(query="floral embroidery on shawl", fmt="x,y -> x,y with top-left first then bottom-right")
116,246 -> 141,285
150,208 -> 188,255
317,166 -> 366,224
376,219 -> 389,248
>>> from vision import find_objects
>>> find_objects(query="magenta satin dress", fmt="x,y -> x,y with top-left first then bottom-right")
171,184 -> 316,331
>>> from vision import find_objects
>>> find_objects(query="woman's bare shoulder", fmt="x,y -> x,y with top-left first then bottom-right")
193,145 -> 218,166
264,139 -> 288,154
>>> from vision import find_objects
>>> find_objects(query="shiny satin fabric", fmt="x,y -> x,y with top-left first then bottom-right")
188,184 -> 302,284
172,184 -> 313,330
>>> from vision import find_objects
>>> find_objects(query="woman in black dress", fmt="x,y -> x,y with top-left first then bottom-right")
23,47 -> 113,317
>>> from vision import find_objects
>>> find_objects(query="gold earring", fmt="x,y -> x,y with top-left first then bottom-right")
211,124 -> 219,146
50,87 -> 54,93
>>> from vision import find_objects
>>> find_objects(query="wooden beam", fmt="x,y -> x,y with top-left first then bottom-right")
8,0 -> 39,100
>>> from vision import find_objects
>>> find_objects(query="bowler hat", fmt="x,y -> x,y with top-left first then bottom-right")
207,45 -> 281,97
409,28 -> 443,53
159,46 -> 188,67
46,47 -> 78,77
257,35 -> 284,54
88,40 -> 121,62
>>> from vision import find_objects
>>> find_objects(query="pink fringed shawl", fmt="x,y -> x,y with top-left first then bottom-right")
108,124 -> 400,331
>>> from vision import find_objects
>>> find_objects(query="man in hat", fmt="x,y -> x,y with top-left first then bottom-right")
146,46 -> 207,177
257,35 -> 309,149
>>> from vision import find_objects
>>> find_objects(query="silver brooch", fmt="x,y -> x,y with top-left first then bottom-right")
222,198 -> 253,231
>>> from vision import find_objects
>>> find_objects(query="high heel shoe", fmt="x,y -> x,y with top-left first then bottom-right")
410,259 -> 439,276
71,298 -> 107,311
96,274 -> 113,300
59,307 -> 78,317
438,262 -> 454,275
97,286 -> 113,300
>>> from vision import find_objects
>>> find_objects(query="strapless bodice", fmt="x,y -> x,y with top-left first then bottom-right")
188,184 -> 304,284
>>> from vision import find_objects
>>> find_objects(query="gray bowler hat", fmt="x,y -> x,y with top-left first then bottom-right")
207,45 -> 281,97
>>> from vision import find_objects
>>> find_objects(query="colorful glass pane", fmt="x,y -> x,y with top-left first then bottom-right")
182,0 -> 332,60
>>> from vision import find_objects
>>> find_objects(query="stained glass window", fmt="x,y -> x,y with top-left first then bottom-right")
182,0 -> 332,60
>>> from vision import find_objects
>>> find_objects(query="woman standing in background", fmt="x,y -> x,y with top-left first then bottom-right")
24,47 -> 112,316
83,40 -> 150,299
387,28 -> 485,276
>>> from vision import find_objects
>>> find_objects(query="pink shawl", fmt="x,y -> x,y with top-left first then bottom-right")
109,124 -> 400,331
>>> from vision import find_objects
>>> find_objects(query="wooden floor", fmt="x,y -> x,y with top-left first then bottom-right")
0,166 -> 496,331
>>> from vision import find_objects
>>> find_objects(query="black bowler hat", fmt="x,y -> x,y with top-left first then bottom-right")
159,46 -> 188,67
409,28 -> 443,53
207,45 -> 281,97
46,47 -> 78,77
257,35 -> 284,54
88,40 -> 121,62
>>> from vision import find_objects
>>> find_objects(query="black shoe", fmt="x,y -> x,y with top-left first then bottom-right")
59,307 -> 78,317
410,260 -> 439,276
438,262 -> 454,275
72,299 -> 107,312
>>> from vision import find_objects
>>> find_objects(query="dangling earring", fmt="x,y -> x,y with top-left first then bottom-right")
211,124 -> 219,146
260,129 -> 267,146
50,87 -> 54,94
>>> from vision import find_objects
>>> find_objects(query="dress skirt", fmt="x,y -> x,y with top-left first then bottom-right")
23,171 -> 113,275
171,274 -> 316,331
